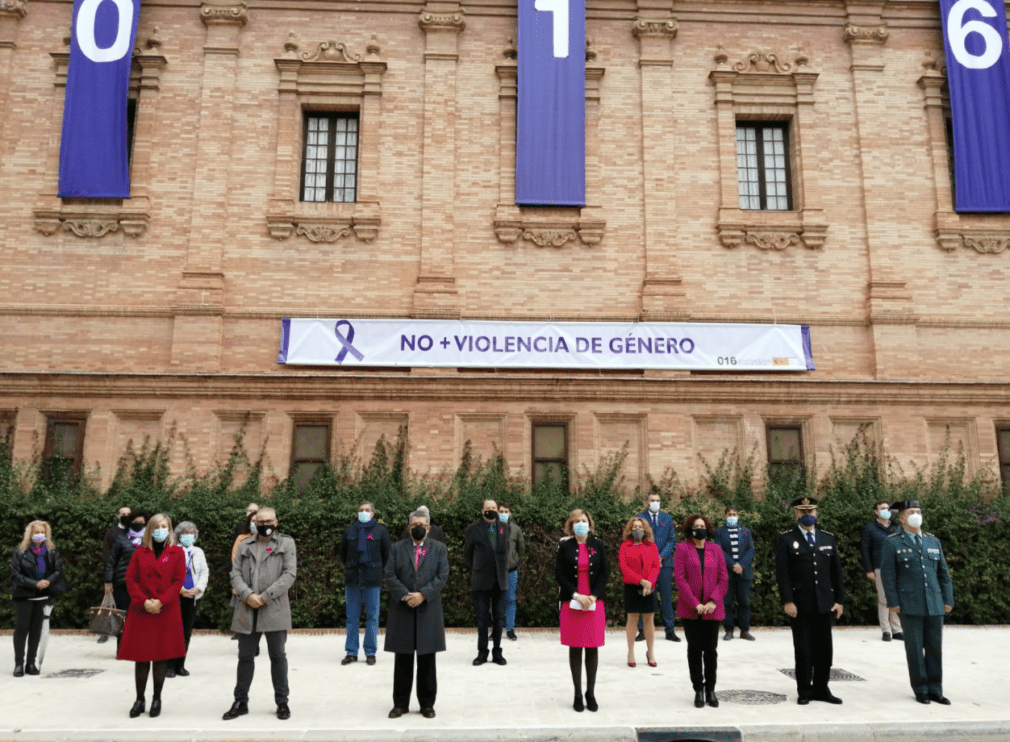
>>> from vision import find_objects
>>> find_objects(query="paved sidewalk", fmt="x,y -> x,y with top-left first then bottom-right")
2,626 -> 1008,741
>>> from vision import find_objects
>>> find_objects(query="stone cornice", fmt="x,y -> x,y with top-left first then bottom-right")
0,0 -> 27,19
632,17 -> 678,40
843,22 -> 888,46
200,0 -> 247,27
418,9 -> 465,34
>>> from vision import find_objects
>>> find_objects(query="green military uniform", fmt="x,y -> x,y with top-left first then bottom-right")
879,506 -> 954,701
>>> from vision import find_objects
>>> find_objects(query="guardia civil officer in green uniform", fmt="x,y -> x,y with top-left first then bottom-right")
775,497 -> 846,705
879,500 -> 954,705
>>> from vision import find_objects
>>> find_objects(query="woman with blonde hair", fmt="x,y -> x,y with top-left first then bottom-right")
9,521 -> 67,677
619,516 -> 661,668
117,513 -> 186,718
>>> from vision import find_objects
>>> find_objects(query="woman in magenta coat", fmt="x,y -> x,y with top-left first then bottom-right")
674,514 -> 728,709
118,513 -> 186,719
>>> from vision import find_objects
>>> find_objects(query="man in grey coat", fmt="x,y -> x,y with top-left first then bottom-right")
223,507 -> 297,721
384,509 -> 450,719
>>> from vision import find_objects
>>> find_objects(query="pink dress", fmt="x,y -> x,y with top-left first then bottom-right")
559,543 -> 605,648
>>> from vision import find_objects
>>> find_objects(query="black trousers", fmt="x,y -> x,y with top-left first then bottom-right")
234,611 -> 289,705
475,585 -> 506,655
790,610 -> 833,697
178,596 -> 198,668
682,618 -> 720,692
12,600 -> 47,666
112,586 -> 131,651
899,614 -> 944,696
393,652 -> 437,709
723,573 -> 752,632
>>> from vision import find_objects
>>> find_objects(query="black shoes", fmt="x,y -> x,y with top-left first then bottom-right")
13,665 -> 24,677
585,693 -> 598,712
928,693 -> 951,705
25,663 -> 39,676
797,696 -> 810,705
812,691 -> 843,705
507,630 -> 518,641
366,656 -> 376,665
165,666 -> 176,679
573,692 -> 584,712
129,699 -> 146,718
341,655 -> 357,665
491,653 -> 507,666
388,707 -> 408,718
277,703 -> 291,720
635,629 -> 645,642
915,694 -> 931,704
892,632 -> 905,640
222,701 -> 249,720
149,699 -> 162,718
706,691 -> 719,708
473,654 -> 488,666
97,634 -> 109,644
882,632 -> 892,642
667,631 -> 681,642
421,707 -> 436,718
694,691 -> 705,708
739,631 -> 756,641
175,667 -> 190,677
724,630 -> 733,640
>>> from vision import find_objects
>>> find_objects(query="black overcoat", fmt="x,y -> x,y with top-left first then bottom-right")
463,519 -> 510,591
555,535 -> 609,603
383,538 -> 449,655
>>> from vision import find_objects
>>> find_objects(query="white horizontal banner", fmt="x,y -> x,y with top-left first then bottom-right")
278,319 -> 814,371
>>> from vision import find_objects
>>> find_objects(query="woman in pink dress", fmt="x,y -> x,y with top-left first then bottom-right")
555,509 -> 608,713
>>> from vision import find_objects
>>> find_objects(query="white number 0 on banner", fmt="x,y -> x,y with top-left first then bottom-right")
948,0 -> 1004,70
76,0 -> 134,63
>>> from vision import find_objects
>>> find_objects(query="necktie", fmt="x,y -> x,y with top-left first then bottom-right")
806,531 -> 815,548
414,544 -> 421,569
913,534 -> 921,547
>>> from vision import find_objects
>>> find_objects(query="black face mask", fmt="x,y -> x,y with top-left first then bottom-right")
258,525 -> 275,538
119,514 -> 133,528
483,510 -> 498,521
410,525 -> 427,541
691,528 -> 708,540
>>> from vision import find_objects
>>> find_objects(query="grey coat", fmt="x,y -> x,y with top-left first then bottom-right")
383,538 -> 449,655
230,533 -> 297,634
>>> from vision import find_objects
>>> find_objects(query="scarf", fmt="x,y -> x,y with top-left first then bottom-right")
355,518 -> 376,553
30,543 -> 47,578
128,528 -> 144,547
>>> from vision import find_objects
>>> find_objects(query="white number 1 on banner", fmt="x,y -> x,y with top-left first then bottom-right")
534,0 -> 569,58
947,0 -> 1004,70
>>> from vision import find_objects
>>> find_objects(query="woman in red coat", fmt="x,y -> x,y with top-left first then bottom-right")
618,517 -> 661,668
674,514 -> 728,709
118,513 -> 186,719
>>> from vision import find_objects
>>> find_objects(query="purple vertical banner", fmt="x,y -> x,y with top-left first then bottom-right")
939,0 -> 1010,212
516,0 -> 585,206
58,0 -> 141,198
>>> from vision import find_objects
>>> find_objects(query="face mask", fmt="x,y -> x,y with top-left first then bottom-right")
648,501 -> 660,513
799,514 -> 817,527
410,525 -> 427,541
907,513 -> 923,529
258,525 -> 275,538
249,522 -> 258,534
119,514 -> 132,528
129,524 -> 145,538
691,528 -> 708,540
878,509 -> 891,520
152,528 -> 169,543
484,510 -> 498,521
179,534 -> 195,548
631,528 -> 645,541
358,511 -> 373,524
726,516 -> 738,527
572,522 -> 590,538
31,533 -> 46,545
498,513 -> 510,523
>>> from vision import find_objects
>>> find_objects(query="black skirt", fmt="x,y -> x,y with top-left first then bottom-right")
623,583 -> 657,614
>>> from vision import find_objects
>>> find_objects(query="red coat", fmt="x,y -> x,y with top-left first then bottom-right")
117,545 -> 186,662
674,541 -> 729,621
618,540 -> 661,586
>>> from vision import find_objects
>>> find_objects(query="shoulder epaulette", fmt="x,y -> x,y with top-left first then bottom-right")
924,532 -> 935,538
886,532 -> 901,538
779,529 -> 793,535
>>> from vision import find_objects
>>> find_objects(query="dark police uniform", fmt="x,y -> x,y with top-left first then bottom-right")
879,518 -> 954,701
775,503 -> 846,702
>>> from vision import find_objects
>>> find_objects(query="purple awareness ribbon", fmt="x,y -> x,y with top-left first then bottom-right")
334,320 -> 365,364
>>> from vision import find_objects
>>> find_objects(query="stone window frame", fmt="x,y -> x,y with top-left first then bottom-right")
493,39 -> 606,249
995,423 -> 1010,492
593,412 -> 647,493
527,413 -> 576,492
300,111 -> 360,204
267,36 -> 385,245
762,416 -> 813,485
710,49 -> 827,251
0,409 -> 15,463
33,29 -> 167,239
42,411 -> 88,482
919,53 -> 1010,254
289,415 -> 334,493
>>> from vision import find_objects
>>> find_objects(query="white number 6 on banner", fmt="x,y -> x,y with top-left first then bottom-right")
77,0 -> 134,63
947,0 -> 1003,70
534,0 -> 569,58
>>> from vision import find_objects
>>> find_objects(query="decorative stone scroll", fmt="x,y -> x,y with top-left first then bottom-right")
200,1 -> 248,27
842,23 -> 888,46
632,17 -> 678,40
0,0 -> 27,20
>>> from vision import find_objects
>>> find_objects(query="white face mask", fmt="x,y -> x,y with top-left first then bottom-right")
648,501 -> 660,513
906,513 -> 923,529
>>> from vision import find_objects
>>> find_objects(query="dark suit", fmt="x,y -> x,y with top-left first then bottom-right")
384,538 -> 449,709
555,536 -> 609,603
464,518 -> 510,657
636,510 -> 676,634
714,523 -> 756,632
880,530 -> 954,697
775,526 -> 847,699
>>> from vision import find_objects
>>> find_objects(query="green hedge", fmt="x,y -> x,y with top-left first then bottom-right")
2,428 -> 1008,632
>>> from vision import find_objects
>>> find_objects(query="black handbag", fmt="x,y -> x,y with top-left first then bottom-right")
88,593 -> 126,636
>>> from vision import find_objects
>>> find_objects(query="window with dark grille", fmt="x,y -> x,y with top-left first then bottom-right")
126,97 -> 137,166
301,113 -> 359,203
997,428 -> 1010,492
737,122 -> 792,210
767,425 -> 805,485
291,423 -> 330,493
43,416 -> 86,481
533,423 -> 568,491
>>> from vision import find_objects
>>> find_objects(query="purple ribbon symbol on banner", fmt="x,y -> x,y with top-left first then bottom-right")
334,320 -> 365,364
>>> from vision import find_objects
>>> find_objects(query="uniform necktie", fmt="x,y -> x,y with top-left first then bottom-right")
913,533 -> 921,547
806,531 -> 815,548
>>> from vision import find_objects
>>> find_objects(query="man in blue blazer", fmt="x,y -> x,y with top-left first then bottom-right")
714,506 -> 756,640
636,490 -> 680,642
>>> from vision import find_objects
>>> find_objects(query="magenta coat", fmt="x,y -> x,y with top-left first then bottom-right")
674,541 -> 729,621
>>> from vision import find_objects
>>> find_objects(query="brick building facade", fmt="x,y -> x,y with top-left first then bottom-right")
1,0 -> 1008,493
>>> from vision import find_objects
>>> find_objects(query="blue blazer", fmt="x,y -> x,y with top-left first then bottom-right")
714,524 -> 756,580
636,511 -> 676,567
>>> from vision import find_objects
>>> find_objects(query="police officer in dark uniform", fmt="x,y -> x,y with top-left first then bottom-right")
775,497 -> 846,705
879,500 -> 954,705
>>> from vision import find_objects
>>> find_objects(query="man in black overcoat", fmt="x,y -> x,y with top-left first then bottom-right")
775,496 -> 847,705
463,498 -> 511,666
384,509 -> 449,719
